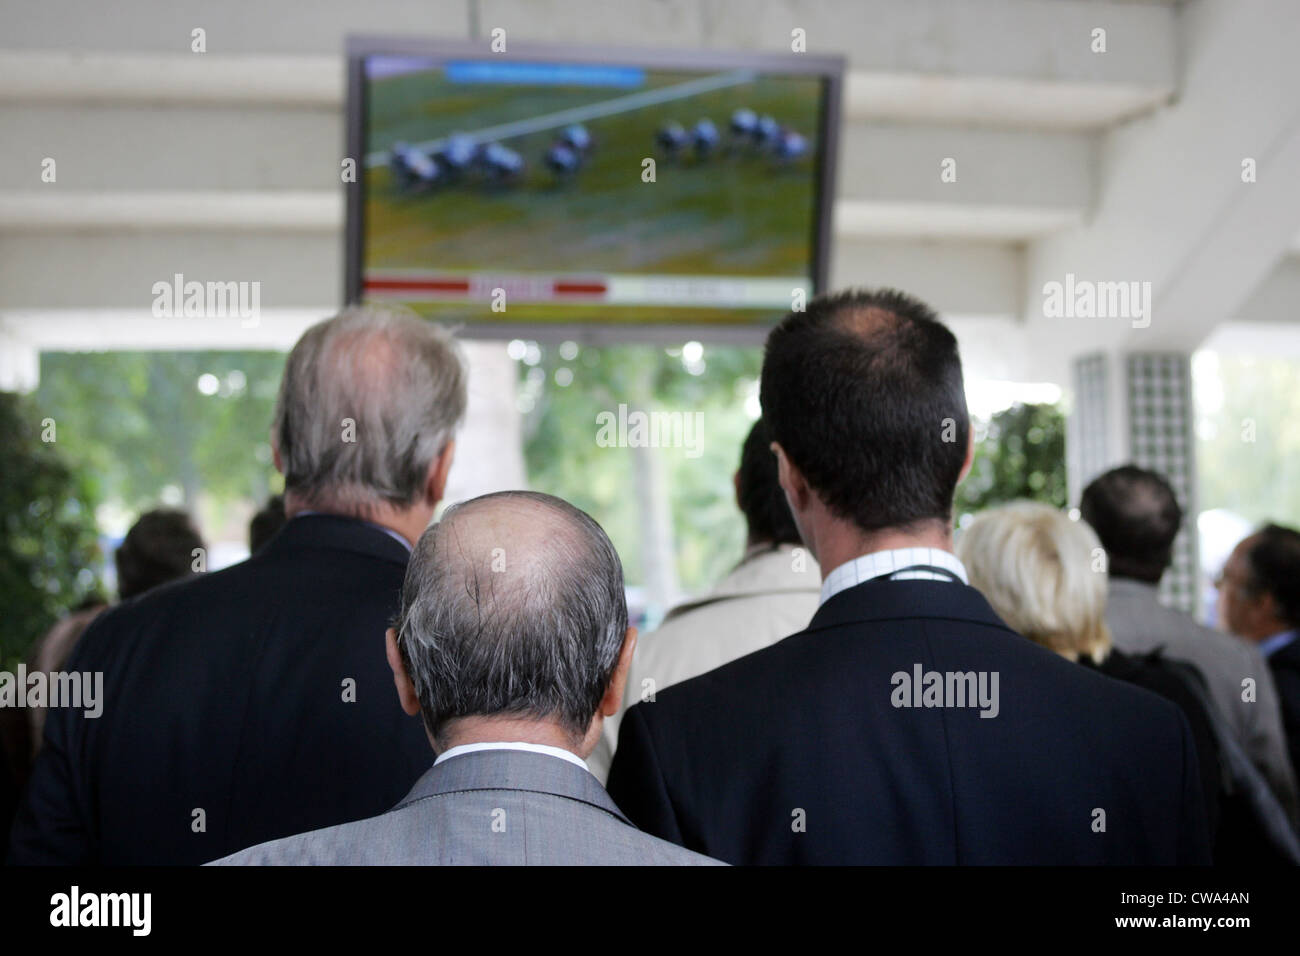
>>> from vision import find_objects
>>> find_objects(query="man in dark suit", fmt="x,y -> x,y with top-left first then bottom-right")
8,305 -> 466,865
606,288 -> 1211,865
1219,523 -> 1300,792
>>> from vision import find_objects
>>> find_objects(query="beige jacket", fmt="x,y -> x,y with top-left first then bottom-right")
589,543 -> 821,782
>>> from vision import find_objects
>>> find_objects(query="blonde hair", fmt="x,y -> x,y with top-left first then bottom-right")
956,501 -> 1112,661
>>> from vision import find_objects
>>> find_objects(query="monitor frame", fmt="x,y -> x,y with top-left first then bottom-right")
344,34 -> 844,345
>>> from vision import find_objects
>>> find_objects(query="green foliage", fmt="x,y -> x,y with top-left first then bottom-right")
0,392 -> 104,671
33,351 -> 285,516
520,341 -> 762,593
956,402 -> 1068,519
524,349 -> 1070,593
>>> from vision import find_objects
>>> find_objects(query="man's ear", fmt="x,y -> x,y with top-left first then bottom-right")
771,442 -> 809,513
270,428 -> 283,475
600,626 -> 638,718
385,627 -> 421,717
958,421 -> 976,485
424,439 -> 456,507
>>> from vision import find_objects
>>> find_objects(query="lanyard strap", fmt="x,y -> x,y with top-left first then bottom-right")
888,564 -> 963,584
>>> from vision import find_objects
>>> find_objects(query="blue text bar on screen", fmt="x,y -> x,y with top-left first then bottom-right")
445,62 -> 647,88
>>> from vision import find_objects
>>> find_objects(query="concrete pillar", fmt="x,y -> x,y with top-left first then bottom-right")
1069,350 -> 1200,614
0,334 -> 39,392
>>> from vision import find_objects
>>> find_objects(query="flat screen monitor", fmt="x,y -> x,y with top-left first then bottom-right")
345,36 -> 843,340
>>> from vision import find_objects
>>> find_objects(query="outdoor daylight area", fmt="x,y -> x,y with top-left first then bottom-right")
3,0 -> 1300,931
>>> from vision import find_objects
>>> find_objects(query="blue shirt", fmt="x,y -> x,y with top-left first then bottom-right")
1259,629 -> 1298,659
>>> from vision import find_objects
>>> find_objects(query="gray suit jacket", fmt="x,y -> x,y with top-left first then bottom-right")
207,750 -> 723,866
1106,577 -> 1299,821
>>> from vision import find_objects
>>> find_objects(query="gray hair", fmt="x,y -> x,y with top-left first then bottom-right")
396,491 -> 629,745
272,305 -> 467,514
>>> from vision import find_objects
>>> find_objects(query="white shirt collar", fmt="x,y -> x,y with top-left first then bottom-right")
433,741 -> 590,772
820,547 -> 969,606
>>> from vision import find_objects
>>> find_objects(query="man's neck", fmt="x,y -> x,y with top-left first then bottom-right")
284,491 -> 429,548
811,519 -> 955,583
438,716 -> 585,759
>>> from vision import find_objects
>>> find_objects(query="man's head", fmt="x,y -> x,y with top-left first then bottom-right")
1219,523 -> 1300,642
1079,465 -> 1183,585
735,418 -> 802,548
271,305 -> 467,536
760,288 -> 972,558
385,491 -> 637,757
115,509 -> 205,600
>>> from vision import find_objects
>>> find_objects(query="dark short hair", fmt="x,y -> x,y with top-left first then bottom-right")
736,419 -> 801,547
1242,523 -> 1300,628
1079,465 -> 1182,584
249,494 -> 286,553
115,509 -> 204,600
759,288 -> 969,533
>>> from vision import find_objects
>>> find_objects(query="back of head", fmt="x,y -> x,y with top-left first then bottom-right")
1079,465 -> 1182,584
115,509 -> 205,600
396,491 -> 628,748
957,501 -> 1110,660
736,418 -> 801,547
760,288 -> 969,533
272,305 -> 467,517
1243,523 -> 1300,629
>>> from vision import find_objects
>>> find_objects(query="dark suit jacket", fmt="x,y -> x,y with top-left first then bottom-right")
8,515 -> 430,865
607,578 -> 1212,865
1267,637 -> 1300,793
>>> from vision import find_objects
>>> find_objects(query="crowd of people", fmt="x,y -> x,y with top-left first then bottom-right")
5,288 -> 1300,865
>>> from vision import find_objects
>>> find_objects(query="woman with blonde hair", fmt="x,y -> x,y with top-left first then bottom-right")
957,500 -> 1221,834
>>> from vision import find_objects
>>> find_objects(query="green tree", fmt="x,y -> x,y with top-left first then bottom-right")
0,392 -> 103,670
956,402 -> 1068,521
519,341 -> 762,614
33,351 -> 285,519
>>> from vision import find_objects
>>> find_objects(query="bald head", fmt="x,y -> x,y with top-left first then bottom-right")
433,493 -> 595,590
395,491 -> 629,748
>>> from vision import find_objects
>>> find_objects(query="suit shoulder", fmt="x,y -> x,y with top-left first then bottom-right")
66,561 -> 253,659
551,796 -> 725,864
206,814 -> 380,866
1072,657 -> 1193,742
654,622 -> 820,697
632,830 -> 727,865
